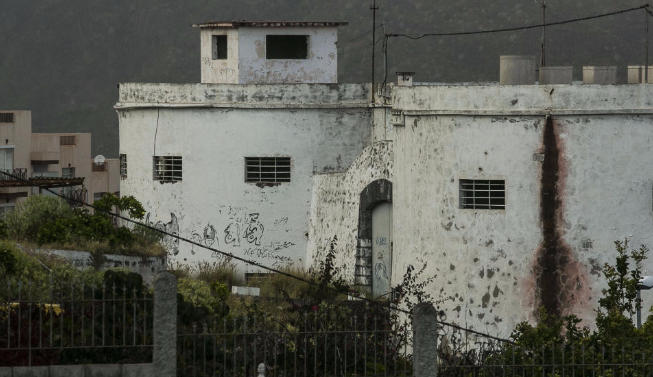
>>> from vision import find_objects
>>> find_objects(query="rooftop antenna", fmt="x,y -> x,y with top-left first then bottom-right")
371,0 -> 378,103
536,0 -> 547,67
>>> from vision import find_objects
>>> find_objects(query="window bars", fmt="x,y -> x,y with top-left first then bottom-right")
119,154 -> 127,179
153,156 -> 182,183
245,157 -> 291,184
459,179 -> 505,210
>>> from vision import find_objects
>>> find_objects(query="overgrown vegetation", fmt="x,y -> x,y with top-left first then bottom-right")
1,194 -> 165,258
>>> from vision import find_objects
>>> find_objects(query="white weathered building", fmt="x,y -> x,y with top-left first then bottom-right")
118,21 -> 653,336
116,21 -> 374,272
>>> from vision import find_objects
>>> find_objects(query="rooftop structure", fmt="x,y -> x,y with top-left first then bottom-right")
193,20 -> 346,84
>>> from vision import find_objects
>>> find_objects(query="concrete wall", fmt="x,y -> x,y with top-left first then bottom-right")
41,249 -> 166,284
117,83 -> 371,272
307,141 -> 393,276
0,363 -> 153,377
237,27 -> 338,84
200,28 -> 239,84
31,133 -> 92,180
389,84 -> 653,337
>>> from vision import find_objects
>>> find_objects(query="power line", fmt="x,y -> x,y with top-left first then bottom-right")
0,169 -> 515,344
386,4 -> 648,39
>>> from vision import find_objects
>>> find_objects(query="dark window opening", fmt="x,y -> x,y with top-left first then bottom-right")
60,135 -> 76,145
212,35 -> 228,60
266,35 -> 308,59
0,113 -> 14,123
120,154 -> 127,179
245,157 -> 290,184
459,179 -> 505,210
153,156 -> 182,183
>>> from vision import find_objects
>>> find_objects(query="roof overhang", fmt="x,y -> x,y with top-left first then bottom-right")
192,21 -> 348,29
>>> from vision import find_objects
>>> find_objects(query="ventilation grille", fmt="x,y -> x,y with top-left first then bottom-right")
60,135 -> 76,145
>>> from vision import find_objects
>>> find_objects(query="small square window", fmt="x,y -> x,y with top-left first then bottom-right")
459,179 -> 505,210
60,135 -> 76,145
120,154 -> 127,179
266,35 -> 308,59
212,35 -> 228,60
245,157 -> 291,184
153,156 -> 182,183
94,192 -> 107,203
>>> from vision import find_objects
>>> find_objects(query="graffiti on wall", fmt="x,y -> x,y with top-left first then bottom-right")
147,206 -> 297,265
145,212 -> 180,255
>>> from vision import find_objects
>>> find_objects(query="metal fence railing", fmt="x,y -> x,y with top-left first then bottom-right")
433,316 -> 653,377
177,310 -> 412,377
0,276 -> 153,366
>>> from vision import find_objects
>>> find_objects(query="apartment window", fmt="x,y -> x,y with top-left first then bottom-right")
212,35 -> 228,60
0,113 -> 14,123
0,204 -> 15,218
245,157 -> 291,184
62,167 -> 75,178
60,135 -> 76,145
266,35 -> 308,59
153,156 -> 182,183
0,148 -> 13,171
94,192 -> 107,203
120,154 -> 127,179
459,179 -> 505,210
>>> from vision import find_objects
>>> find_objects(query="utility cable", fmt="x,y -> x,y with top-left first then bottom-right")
0,169 -> 514,344
386,4 -> 649,39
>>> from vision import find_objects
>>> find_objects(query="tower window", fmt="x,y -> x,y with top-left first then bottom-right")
212,35 -> 228,60
459,179 -> 505,210
266,35 -> 308,59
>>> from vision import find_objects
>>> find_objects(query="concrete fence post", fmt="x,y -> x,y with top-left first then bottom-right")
412,302 -> 438,377
153,272 -> 177,377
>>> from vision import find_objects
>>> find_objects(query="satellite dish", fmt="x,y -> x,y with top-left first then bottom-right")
94,155 -> 106,165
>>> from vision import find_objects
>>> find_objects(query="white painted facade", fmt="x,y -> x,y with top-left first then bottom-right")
116,82 -> 371,272
196,22 -> 342,84
307,83 -> 653,337
117,21 -> 653,337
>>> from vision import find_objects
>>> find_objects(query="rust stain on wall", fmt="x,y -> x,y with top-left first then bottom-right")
531,116 -> 590,319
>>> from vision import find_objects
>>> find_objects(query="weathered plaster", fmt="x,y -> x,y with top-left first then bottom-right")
307,141 -> 393,278
391,84 -> 653,337
117,84 -> 372,272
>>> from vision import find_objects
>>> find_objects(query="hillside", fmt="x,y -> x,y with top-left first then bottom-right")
0,0 -> 647,156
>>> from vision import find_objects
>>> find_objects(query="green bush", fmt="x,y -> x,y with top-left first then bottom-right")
1,195 -> 165,258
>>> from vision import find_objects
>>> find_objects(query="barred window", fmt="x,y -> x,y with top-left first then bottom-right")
245,157 -> 291,184
153,156 -> 182,183
120,154 -> 127,179
459,179 -> 505,210
60,135 -> 76,145
0,113 -> 14,123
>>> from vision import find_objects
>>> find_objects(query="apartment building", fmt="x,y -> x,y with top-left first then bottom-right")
0,110 -> 119,213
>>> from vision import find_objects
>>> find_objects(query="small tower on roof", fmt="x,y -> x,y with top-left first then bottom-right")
193,21 -> 347,84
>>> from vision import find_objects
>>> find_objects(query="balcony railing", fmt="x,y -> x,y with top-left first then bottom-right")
0,168 -> 28,182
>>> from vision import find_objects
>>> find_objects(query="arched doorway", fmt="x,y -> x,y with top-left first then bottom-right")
355,179 -> 392,297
